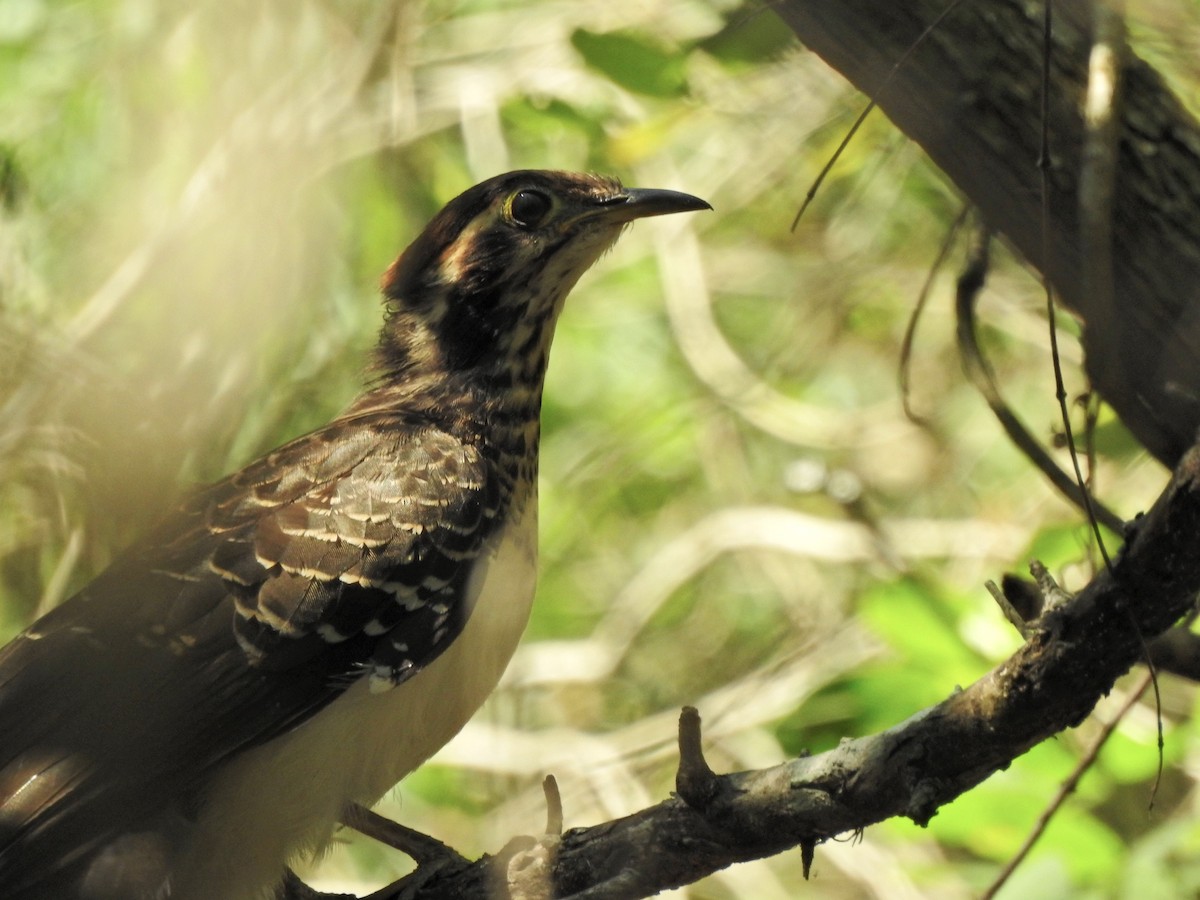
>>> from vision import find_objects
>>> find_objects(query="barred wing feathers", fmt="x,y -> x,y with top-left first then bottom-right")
0,411 -> 501,894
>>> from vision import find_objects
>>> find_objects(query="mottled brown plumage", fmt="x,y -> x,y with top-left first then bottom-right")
0,170 -> 708,899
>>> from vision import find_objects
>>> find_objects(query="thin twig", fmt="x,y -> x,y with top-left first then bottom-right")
1041,0 -> 1113,573
675,706 -> 719,812
543,775 -> 564,837
900,201 -> 971,426
341,803 -> 468,867
1071,0 -> 1164,806
953,224 -> 1125,533
981,668 -> 1153,900
790,0 -> 967,230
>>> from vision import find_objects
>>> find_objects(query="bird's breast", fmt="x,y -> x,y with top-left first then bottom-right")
170,496 -> 539,900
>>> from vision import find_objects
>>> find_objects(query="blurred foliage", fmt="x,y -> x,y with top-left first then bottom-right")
1,0 -> 1198,897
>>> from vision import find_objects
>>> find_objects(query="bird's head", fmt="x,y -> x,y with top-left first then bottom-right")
375,170 -> 709,386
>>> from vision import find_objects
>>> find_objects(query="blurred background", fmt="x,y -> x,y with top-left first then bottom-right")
1,0 -> 1197,897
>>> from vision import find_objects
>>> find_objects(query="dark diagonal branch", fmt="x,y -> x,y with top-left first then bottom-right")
288,445 -> 1200,900
775,0 -> 1200,468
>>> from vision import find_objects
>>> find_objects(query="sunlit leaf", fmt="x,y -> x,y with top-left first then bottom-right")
570,28 -> 689,97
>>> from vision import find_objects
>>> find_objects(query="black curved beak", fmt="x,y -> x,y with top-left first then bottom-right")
595,187 -> 712,223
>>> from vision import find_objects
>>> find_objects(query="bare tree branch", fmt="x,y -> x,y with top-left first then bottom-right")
284,444 -> 1200,899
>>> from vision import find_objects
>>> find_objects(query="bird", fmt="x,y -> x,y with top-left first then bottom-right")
0,170 -> 710,900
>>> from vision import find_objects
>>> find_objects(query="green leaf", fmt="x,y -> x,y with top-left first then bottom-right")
570,28 -> 689,98
698,7 -> 794,67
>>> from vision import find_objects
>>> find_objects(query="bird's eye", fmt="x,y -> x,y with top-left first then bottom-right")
509,190 -> 552,229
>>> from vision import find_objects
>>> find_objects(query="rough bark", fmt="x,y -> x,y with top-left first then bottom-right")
776,0 -> 1200,467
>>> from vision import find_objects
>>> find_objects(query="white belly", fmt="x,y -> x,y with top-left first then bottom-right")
169,501 -> 538,900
